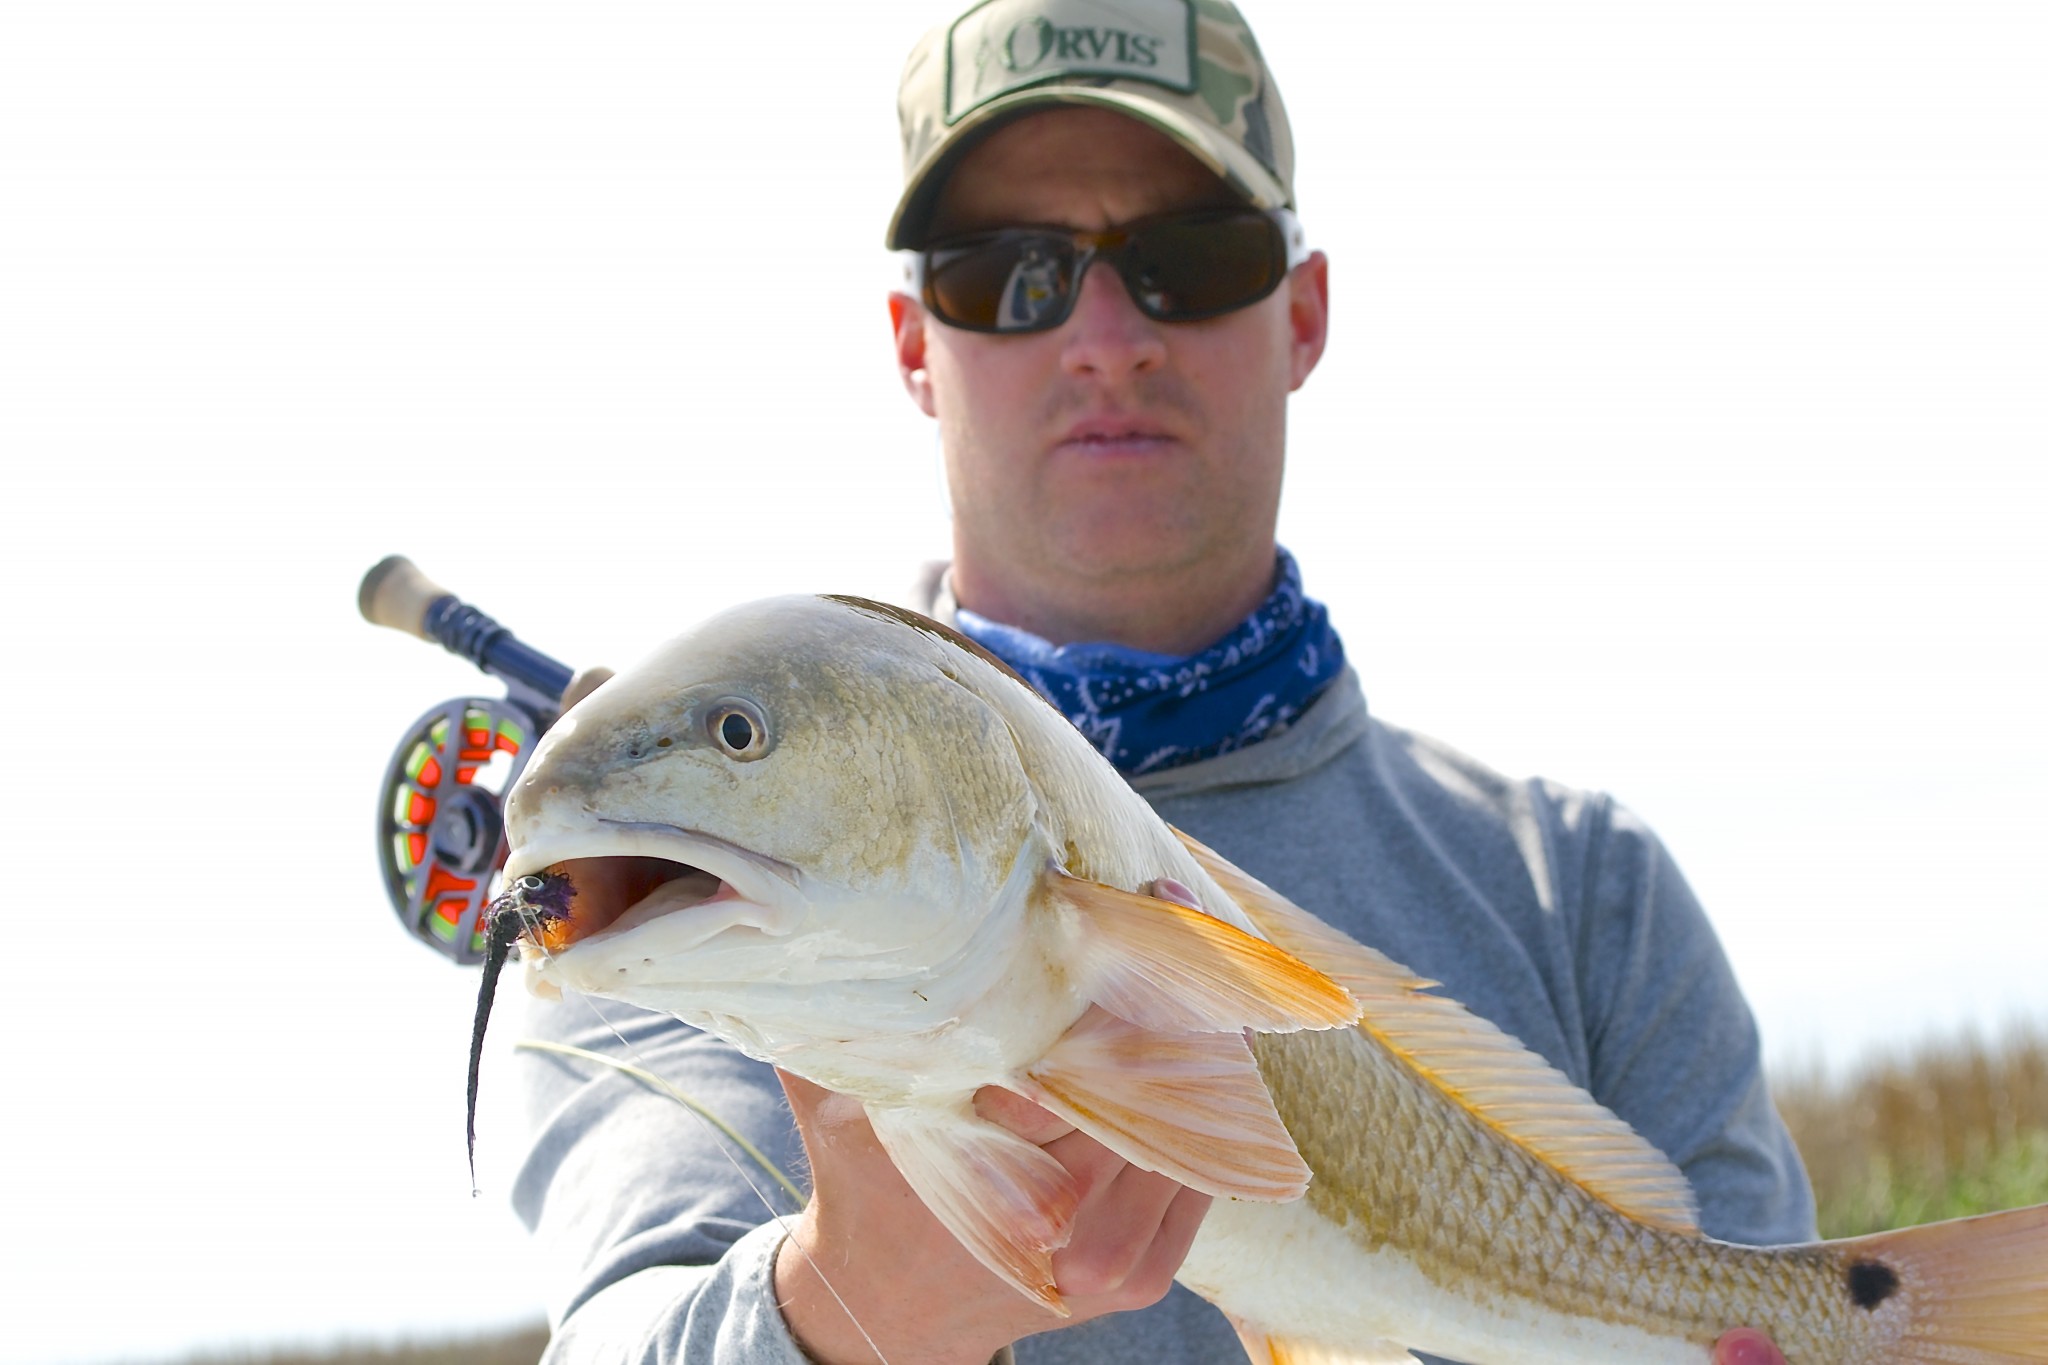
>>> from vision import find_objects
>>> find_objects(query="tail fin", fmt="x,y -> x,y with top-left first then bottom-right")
1840,1202 -> 2048,1363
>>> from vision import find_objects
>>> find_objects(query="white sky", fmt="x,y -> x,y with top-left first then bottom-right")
3,3 -> 2043,1362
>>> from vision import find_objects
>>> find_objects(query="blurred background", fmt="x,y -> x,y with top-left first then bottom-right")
2,2 -> 2042,1362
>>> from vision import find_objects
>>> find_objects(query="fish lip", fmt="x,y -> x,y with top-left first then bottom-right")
503,820 -> 802,934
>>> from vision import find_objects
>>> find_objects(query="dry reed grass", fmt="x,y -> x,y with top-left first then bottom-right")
143,1323 -> 549,1365
1774,1023 -> 2048,1237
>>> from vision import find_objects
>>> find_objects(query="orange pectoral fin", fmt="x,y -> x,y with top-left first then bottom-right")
1024,1007 -> 1311,1202
1048,871 -> 1359,1036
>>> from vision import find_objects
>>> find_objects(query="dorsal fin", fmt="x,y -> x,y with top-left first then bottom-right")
1173,828 -> 1702,1235
821,595 -> 1062,716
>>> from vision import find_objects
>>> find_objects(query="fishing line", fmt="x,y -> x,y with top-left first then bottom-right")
499,929 -> 895,1365
508,1038 -> 806,1206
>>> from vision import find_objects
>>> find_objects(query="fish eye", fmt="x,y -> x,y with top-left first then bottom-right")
705,698 -> 769,761
517,875 -> 546,893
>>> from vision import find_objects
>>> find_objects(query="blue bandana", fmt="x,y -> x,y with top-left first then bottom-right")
954,549 -> 1346,776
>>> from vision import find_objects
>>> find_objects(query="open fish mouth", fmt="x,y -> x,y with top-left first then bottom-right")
504,820 -> 803,956
516,855 -> 729,953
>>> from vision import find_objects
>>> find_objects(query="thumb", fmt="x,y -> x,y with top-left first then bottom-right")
559,665 -> 615,712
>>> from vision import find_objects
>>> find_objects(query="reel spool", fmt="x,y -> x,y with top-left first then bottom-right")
375,694 -> 545,964
360,555 -> 575,964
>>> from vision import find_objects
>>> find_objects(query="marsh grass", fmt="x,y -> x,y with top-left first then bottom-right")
137,1325 -> 551,1365
1775,1024 -> 2048,1238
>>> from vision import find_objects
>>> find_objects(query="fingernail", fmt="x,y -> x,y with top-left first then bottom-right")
1716,1328 -> 1776,1365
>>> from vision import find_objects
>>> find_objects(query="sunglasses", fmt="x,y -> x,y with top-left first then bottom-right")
905,207 -> 1308,335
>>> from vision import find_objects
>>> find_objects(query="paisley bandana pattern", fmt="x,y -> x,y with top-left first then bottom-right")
955,548 -> 1346,776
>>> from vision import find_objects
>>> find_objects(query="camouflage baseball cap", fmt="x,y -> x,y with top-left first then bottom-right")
887,0 -> 1294,249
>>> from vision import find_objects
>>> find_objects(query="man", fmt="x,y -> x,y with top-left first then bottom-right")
508,4 -> 1812,1362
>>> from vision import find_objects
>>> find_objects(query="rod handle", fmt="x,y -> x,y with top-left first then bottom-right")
359,554 -> 451,642
358,555 -> 574,703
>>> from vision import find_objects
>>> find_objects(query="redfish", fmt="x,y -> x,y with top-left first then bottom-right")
498,594 -> 2048,1364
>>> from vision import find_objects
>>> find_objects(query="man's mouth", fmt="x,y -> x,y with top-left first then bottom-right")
1059,415 -> 1177,455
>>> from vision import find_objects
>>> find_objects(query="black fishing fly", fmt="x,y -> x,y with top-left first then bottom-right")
468,870 -> 574,1193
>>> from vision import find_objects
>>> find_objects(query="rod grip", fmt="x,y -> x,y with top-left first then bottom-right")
359,554 -> 451,642
358,555 -> 574,703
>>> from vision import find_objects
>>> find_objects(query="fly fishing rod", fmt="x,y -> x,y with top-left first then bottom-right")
359,555 -> 577,964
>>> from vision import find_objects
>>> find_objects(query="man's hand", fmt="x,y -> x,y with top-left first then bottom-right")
773,1075 -> 1211,1365
1713,1327 -> 1787,1365
557,665 -> 613,712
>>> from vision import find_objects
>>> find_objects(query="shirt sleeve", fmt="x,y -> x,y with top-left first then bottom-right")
504,986 -> 814,1365
1565,792 -> 1819,1247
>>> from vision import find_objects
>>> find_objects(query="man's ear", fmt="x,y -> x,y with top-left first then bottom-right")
1286,251 -> 1330,392
889,292 -> 937,417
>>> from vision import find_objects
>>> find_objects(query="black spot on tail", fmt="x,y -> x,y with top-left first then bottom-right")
1848,1259 -> 1900,1309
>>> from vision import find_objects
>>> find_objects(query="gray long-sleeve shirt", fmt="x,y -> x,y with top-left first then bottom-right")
507,666 -> 1815,1364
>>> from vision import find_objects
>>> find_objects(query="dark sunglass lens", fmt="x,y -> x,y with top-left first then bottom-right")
926,235 -> 1075,332
1124,213 -> 1285,320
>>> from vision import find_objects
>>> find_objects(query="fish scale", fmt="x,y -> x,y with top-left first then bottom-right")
1204,1025 -> 1907,1362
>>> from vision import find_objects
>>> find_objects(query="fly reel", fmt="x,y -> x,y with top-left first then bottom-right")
375,693 -> 545,963
360,556 -> 576,964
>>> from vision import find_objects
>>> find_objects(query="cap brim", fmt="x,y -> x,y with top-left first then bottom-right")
885,87 -> 1291,250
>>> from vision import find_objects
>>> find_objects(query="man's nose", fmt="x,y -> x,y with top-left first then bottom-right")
1058,258 -> 1168,380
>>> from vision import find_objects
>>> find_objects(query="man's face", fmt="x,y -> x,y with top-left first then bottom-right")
891,107 -> 1328,630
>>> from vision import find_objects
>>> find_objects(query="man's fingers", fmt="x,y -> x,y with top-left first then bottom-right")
974,1085 -> 1076,1144
1053,1162 -> 1209,1300
558,665 -> 614,712
1127,1184 -> 1212,1297
1712,1327 -> 1787,1365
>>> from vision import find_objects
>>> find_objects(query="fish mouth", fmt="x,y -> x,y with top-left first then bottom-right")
502,821 -> 800,956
